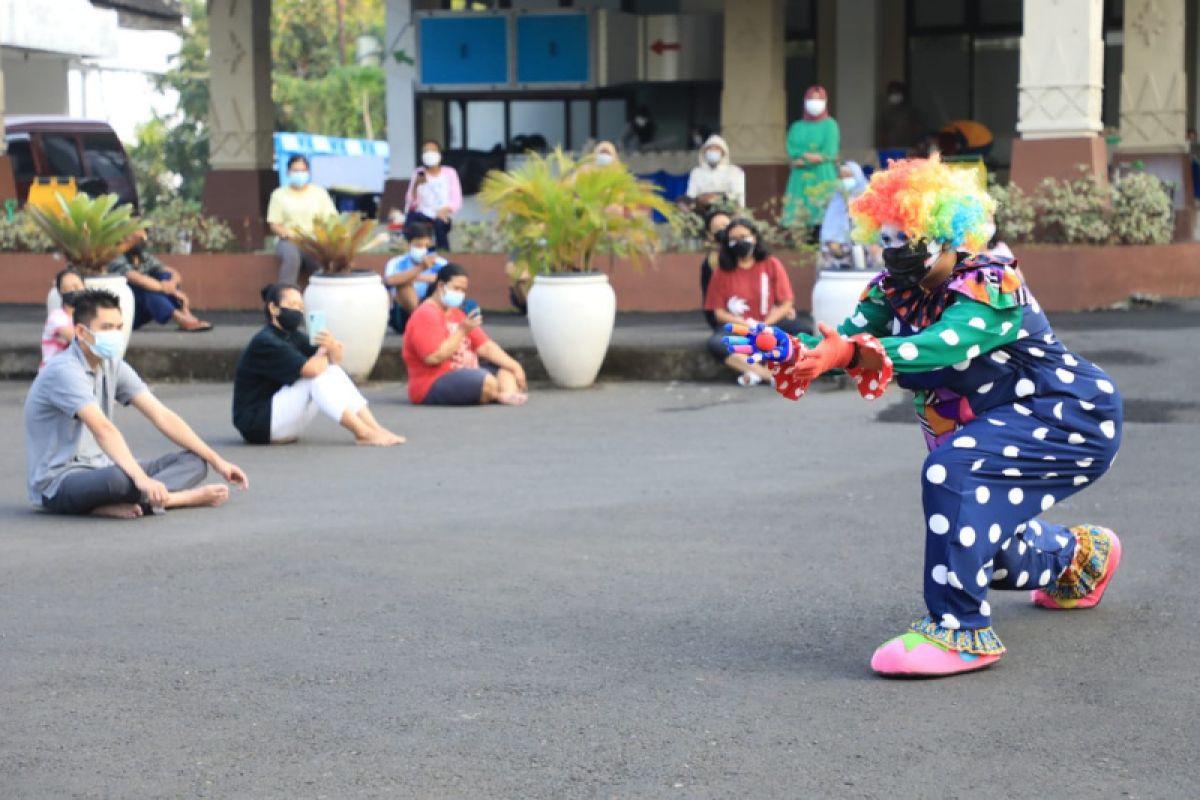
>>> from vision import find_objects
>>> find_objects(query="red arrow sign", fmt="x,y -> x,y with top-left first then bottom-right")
650,39 -> 681,55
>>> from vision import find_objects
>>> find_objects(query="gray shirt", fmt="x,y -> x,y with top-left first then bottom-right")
23,340 -> 149,504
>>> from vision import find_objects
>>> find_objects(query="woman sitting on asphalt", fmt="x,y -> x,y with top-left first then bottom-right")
402,263 -> 528,407
232,283 -> 405,447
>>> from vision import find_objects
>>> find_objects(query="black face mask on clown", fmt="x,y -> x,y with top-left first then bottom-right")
880,225 -> 942,289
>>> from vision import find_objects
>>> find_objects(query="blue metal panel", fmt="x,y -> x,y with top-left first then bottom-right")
515,14 -> 589,84
420,16 -> 509,86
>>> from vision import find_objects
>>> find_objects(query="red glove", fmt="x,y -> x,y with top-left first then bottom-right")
789,322 -> 857,381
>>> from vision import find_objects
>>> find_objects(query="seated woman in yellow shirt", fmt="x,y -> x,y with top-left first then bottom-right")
266,155 -> 339,283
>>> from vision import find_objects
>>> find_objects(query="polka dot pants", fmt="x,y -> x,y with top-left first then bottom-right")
919,392 -> 1122,632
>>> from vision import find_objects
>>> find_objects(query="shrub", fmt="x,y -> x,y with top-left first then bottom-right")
1111,171 -> 1173,245
988,179 -> 1036,243
143,198 -> 237,253
1033,167 -> 1112,245
0,211 -> 55,253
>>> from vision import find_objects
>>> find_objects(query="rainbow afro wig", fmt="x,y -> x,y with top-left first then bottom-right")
850,154 -> 996,252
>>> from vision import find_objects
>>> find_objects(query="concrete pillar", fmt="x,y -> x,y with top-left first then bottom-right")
720,0 -> 787,211
1116,0 -> 1193,237
1010,0 -> 1108,192
833,0 -> 879,165
0,0 -> 15,206
202,0 -> 276,248
381,0 -> 417,220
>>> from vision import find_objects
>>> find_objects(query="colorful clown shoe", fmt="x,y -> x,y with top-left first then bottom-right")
871,624 -> 1004,678
1031,526 -> 1122,610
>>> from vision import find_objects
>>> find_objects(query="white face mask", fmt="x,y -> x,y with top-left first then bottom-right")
409,245 -> 428,261
704,149 -> 723,166
422,150 -> 441,168
841,176 -> 857,191
888,93 -> 904,105
805,98 -> 827,117
595,152 -> 614,167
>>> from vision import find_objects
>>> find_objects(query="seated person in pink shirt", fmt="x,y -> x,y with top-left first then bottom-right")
41,269 -> 85,369
404,140 -> 462,252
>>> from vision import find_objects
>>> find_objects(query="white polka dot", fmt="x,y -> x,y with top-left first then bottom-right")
1003,445 -> 1020,458
1043,455 -> 1056,461
1079,400 -> 1095,411
1015,379 -> 1035,397
959,526 -> 976,547
941,613 -> 960,630
971,459 -> 985,472
1003,468 -> 1022,477
926,464 -> 947,484
1041,494 -> 1056,511
1018,328 -> 1029,339
992,567 -> 1008,581
976,568 -> 988,587
1029,346 -> 1045,358
1076,458 -> 1094,468
947,571 -> 964,590
1016,523 -> 1027,533
952,359 -> 972,371
1038,569 -> 1053,586
864,393 -> 876,400
1055,368 -> 1075,384
952,436 -> 977,449
1043,333 -> 1054,344
1099,420 -> 1116,439
1013,403 -> 1032,416
898,342 -> 919,361
980,600 -> 991,617
976,486 -> 990,503
1063,353 -> 1078,367
1031,298 -> 1042,314
1068,432 -> 1085,445
1000,322 -> 1013,335
868,379 -> 878,390
1096,379 -> 1114,394
1053,401 -> 1064,420
977,382 -> 994,394
1055,534 -> 1070,548
991,351 -> 1011,365
931,564 -> 948,585
1001,537 -> 1012,550
988,523 -> 1002,543
1044,472 -> 1058,479
966,344 -> 981,359
1018,539 -> 1028,556
968,317 -> 986,330
929,514 -> 950,534
1009,487 -> 1024,505
939,329 -> 960,346
1029,520 -> 1042,535
988,418 -> 1006,427
1073,475 -> 1089,486
1032,427 -> 1048,440
1016,571 -> 1029,587
850,311 -> 869,327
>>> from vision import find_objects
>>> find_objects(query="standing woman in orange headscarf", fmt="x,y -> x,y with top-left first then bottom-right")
784,86 -> 840,241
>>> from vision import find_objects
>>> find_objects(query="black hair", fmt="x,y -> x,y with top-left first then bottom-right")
432,262 -> 468,297
703,208 -> 732,241
72,289 -> 121,328
54,267 -> 82,294
421,139 -> 442,153
404,220 -> 435,242
260,282 -> 301,323
717,217 -> 770,271
286,154 -> 309,171
887,80 -> 907,95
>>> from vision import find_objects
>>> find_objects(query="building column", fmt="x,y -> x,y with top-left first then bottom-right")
720,0 -> 787,211
1009,0 -> 1108,192
202,0 -> 276,248
833,0 -> 880,166
381,0 -> 417,221
0,0 -> 16,206
1117,0 -> 1193,238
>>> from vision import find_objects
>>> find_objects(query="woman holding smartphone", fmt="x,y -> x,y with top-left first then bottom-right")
402,263 -> 528,406
232,283 -> 405,446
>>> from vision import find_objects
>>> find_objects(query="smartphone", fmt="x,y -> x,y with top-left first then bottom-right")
307,310 -> 327,346
462,298 -> 480,317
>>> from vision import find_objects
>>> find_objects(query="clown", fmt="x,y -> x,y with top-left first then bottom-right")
724,156 -> 1123,677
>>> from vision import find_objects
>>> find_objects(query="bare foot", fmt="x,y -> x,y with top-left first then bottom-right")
497,392 -> 528,406
91,503 -> 144,519
355,430 -> 403,447
165,484 -> 229,509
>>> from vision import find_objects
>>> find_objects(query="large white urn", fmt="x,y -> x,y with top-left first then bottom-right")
526,273 -> 617,388
303,271 -> 390,382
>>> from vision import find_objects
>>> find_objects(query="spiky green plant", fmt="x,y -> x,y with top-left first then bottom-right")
478,148 -> 678,274
27,193 -> 144,274
291,212 -> 383,273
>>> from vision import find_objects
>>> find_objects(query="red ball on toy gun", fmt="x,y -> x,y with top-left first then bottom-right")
755,330 -> 778,353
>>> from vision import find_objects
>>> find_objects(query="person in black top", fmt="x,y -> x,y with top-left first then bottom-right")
232,284 -> 405,446
698,208 -> 731,330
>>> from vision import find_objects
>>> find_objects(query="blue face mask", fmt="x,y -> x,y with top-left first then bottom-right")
287,171 -> 310,188
441,288 -> 465,309
85,328 -> 123,361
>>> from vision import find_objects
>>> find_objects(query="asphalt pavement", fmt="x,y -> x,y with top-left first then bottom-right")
1,307 -> 1199,798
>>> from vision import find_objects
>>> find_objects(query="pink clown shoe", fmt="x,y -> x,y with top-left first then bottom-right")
871,632 -> 1002,678
1031,526 -> 1122,610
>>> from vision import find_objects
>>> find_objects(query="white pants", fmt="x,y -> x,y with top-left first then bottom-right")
270,365 -> 368,442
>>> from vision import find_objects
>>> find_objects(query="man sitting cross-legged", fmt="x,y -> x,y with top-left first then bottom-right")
24,289 -> 249,519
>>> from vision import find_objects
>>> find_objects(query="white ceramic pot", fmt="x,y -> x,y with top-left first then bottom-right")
810,269 -> 878,332
526,273 -> 616,389
303,271 -> 389,382
47,273 -> 136,357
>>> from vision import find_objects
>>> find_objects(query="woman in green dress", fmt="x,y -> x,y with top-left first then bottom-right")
784,85 -> 840,241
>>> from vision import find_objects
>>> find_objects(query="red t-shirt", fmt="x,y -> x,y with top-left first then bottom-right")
402,300 -> 491,403
703,255 -> 794,321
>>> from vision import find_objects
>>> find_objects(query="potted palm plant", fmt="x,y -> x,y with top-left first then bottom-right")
479,148 -> 676,388
291,212 -> 390,381
28,193 -> 144,354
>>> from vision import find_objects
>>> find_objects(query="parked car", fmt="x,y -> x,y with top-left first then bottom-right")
5,116 -> 139,211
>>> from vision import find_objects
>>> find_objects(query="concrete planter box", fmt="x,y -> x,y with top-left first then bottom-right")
1,244 -> 1198,313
